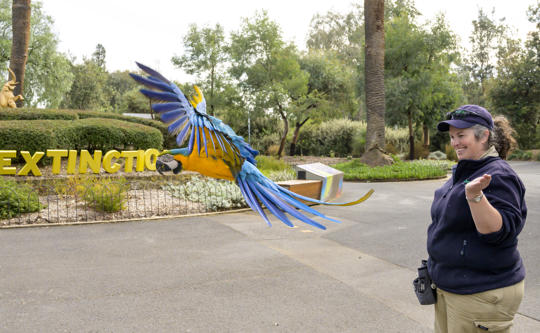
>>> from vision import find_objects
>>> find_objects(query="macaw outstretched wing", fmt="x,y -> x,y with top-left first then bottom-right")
131,62 -> 374,230
129,62 -> 258,165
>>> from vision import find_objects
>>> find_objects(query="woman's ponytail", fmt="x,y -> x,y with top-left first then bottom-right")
490,116 -> 517,160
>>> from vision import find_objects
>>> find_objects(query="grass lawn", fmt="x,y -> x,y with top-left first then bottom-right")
332,158 -> 454,181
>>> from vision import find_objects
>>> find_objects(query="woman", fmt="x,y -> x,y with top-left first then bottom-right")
427,104 -> 527,333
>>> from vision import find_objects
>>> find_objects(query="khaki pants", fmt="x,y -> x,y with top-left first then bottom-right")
434,280 -> 524,333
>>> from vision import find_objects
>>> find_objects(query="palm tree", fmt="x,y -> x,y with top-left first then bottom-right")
9,0 -> 31,107
361,0 -> 392,166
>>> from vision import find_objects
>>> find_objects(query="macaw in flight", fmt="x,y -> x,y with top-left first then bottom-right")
130,62 -> 373,230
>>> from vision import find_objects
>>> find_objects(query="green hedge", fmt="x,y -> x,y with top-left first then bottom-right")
75,111 -> 175,147
0,108 -> 79,120
0,109 -> 175,148
0,118 -> 162,163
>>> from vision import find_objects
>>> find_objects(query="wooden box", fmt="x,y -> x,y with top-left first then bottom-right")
276,179 -> 322,205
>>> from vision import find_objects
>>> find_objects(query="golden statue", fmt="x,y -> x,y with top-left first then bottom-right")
0,68 -> 24,108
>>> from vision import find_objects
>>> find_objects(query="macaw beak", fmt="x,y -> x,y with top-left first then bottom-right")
156,155 -> 182,175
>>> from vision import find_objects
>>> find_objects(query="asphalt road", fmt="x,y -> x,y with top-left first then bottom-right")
321,161 -> 540,319
0,161 -> 538,332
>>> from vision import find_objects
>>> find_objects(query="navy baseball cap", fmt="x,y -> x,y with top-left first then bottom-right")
437,104 -> 494,132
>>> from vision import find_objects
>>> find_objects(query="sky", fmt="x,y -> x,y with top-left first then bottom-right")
40,0 -> 537,82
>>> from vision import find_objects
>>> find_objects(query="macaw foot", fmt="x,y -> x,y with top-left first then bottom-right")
156,156 -> 183,175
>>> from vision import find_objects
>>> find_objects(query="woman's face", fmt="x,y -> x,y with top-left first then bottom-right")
449,126 -> 488,160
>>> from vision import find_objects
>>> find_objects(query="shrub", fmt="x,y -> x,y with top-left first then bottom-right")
428,151 -> 447,160
414,141 -> 430,160
0,178 -> 43,219
352,131 -> 367,157
0,108 -> 78,120
0,108 -> 172,148
56,176 -> 129,213
267,169 -> 296,181
76,110 -> 173,147
256,155 -> 293,172
162,176 -> 246,211
296,119 -> 362,157
76,118 -> 163,151
385,127 -> 409,154
295,120 -> 409,157
0,119 -> 163,163
508,149 -> 533,161
445,144 -> 458,161
0,120 -> 61,155
254,132 -> 281,155
83,178 -> 129,213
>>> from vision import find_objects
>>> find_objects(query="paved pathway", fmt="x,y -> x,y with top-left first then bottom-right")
1,161 -> 538,332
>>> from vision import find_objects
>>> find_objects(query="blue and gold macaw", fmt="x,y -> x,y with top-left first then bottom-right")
130,62 -> 373,230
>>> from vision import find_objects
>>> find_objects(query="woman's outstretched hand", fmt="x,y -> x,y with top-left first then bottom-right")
465,174 -> 491,197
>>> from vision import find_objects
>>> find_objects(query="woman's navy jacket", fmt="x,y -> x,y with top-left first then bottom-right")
427,156 -> 527,294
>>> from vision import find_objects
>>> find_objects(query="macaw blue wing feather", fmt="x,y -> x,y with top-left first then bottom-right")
129,73 -> 174,92
176,124 -> 191,146
160,110 -> 186,124
152,102 -> 184,113
139,89 -> 180,103
168,116 -> 188,135
135,62 -> 171,83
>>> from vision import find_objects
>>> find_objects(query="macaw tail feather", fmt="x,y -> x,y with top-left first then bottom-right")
237,176 -> 345,230
237,177 -> 271,227
278,186 -> 374,206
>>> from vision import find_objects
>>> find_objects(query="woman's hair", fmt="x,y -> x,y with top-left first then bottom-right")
471,116 -> 517,159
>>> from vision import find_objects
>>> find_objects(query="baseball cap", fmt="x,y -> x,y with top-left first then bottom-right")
437,105 -> 494,132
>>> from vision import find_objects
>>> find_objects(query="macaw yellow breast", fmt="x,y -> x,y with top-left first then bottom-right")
174,153 -> 236,181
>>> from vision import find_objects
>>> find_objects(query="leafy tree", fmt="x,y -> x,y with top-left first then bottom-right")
92,43 -> 106,69
288,51 -> 358,155
460,8 -> 506,105
61,45 -> 109,111
172,23 -> 228,116
9,0 -> 30,107
385,1 -> 464,158
229,11 -> 309,158
106,70 -> 139,113
0,0 -> 72,108
307,4 -> 364,66
119,86 -> 150,114
489,2 -> 539,149
306,4 -> 364,119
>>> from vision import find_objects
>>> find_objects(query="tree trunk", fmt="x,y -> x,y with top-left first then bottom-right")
360,0 -> 393,167
210,66 -> 215,116
276,104 -> 288,159
289,117 -> 309,156
408,108 -> 415,160
423,122 -> 429,148
9,0 -> 31,107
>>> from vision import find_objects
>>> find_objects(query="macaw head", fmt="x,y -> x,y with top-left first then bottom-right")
189,85 -> 204,108
156,149 -> 183,175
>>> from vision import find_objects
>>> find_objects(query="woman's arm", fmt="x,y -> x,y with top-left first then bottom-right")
465,174 -> 503,234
